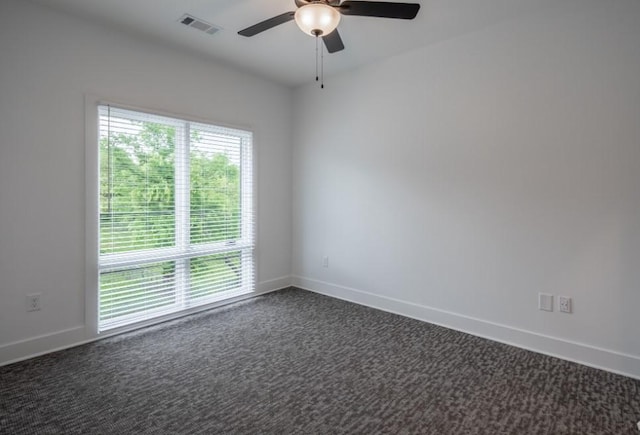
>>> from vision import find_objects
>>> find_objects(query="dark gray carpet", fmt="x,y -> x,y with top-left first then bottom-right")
1,288 -> 639,434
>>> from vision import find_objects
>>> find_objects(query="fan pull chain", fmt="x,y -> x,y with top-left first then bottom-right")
320,38 -> 324,89
313,33 -> 325,89
315,35 -> 319,82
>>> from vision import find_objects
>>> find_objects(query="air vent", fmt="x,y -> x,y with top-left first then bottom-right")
179,14 -> 220,35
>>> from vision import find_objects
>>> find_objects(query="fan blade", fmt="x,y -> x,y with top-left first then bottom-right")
238,12 -> 295,37
339,1 -> 420,19
323,29 -> 345,53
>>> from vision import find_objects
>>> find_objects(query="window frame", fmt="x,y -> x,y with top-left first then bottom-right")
85,95 -> 258,336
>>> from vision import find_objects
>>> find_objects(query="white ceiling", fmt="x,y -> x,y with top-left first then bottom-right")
30,0 -> 556,87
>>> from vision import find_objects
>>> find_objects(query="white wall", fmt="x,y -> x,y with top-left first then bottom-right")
3,0 -> 640,379
0,0 -> 292,362
292,0 -> 640,378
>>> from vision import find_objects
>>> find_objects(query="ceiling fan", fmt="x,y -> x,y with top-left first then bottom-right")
238,0 -> 421,54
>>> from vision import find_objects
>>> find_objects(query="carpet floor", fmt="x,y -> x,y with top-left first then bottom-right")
1,288 -> 639,434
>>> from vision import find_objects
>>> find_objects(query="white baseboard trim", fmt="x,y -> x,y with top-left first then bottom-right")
0,276 -> 292,367
0,326 -> 89,368
292,275 -> 640,380
257,275 -> 292,293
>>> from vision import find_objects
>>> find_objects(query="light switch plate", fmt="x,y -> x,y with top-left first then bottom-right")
538,293 -> 553,312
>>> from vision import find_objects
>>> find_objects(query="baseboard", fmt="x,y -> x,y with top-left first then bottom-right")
0,326 -> 89,368
257,275 -> 292,294
292,275 -> 640,380
0,276 -> 292,367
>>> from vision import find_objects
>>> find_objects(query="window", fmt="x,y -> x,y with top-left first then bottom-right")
97,105 -> 254,331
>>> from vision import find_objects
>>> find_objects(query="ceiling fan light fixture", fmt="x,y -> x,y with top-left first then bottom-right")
294,3 -> 341,36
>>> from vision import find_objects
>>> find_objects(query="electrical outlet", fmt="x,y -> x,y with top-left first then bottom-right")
538,293 -> 553,312
322,256 -> 329,268
559,296 -> 572,313
26,293 -> 42,312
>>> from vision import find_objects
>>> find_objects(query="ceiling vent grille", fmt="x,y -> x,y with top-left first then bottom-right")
179,14 -> 220,35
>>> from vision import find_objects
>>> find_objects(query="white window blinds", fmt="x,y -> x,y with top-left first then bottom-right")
98,105 -> 254,331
